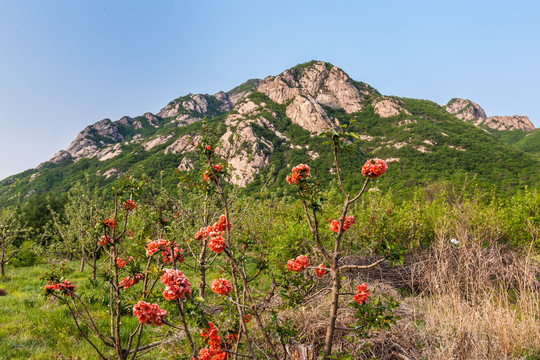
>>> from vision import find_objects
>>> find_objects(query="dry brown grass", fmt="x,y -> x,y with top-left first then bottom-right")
277,238 -> 540,359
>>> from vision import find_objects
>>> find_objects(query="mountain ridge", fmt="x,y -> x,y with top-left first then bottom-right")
1,61 -> 539,205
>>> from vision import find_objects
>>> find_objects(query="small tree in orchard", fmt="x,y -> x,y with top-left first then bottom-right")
43,175 -> 198,360
0,202 -> 25,277
50,179 -> 107,279
283,124 -> 402,359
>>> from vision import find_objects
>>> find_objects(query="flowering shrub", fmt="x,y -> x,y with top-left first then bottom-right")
132,300 -> 167,326
286,164 -> 310,185
287,255 -> 310,272
119,273 -> 144,289
211,278 -> 232,296
160,268 -> 192,301
353,283 -> 370,304
116,256 -> 133,268
315,263 -> 328,278
98,235 -> 114,246
361,158 -> 388,179
146,239 -> 185,264
44,280 -> 76,297
123,199 -> 136,211
329,215 -> 356,233
198,322 -> 228,360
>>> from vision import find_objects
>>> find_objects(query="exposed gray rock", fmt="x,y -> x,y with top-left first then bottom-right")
144,112 -> 160,127
49,150 -> 73,164
373,97 -> 411,118
445,98 -> 535,131
258,61 -> 365,114
118,116 -> 133,126
164,134 -> 201,155
482,115 -> 535,131
285,95 -> 332,134
445,98 -> 487,123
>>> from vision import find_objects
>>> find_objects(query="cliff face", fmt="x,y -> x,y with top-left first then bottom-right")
445,98 -> 535,131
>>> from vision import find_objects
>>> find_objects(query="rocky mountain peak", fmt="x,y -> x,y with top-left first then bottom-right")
445,98 -> 535,131
445,98 -> 487,124
257,61 -> 365,114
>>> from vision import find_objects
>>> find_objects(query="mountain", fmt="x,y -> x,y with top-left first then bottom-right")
1,61 -> 539,205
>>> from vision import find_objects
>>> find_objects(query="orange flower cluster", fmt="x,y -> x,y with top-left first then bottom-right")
119,274 -> 144,289
213,215 -> 231,232
160,268 -> 192,301
44,280 -> 76,296
361,159 -> 388,179
197,322 -> 228,360
132,300 -> 167,326
353,283 -> 370,304
195,215 -> 231,239
145,239 -> 185,264
103,218 -> 116,229
204,164 -> 223,181
315,263 -> 327,278
211,278 -> 232,296
329,215 -> 356,233
116,256 -> 133,268
123,199 -> 136,211
286,164 -> 310,185
287,255 -> 310,272
208,234 -> 225,253
98,235 -> 117,247
195,215 -> 231,254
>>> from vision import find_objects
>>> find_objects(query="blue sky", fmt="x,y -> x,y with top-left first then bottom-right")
1,0 -> 539,180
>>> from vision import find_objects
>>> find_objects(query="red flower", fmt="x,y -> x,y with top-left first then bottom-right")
286,164 -> 310,185
287,255 -> 310,272
104,218 -> 116,229
205,145 -> 214,152
123,199 -> 136,211
116,257 -> 130,268
353,282 -> 370,304
146,239 -> 184,264
45,280 -> 76,297
119,273 -> 143,289
213,215 -> 231,232
133,300 -> 167,326
208,233 -> 225,253
315,263 -> 327,278
329,215 -> 356,233
211,278 -> 232,296
361,159 -> 388,179
160,269 -> 191,301
244,314 -> 251,323
98,235 -> 114,246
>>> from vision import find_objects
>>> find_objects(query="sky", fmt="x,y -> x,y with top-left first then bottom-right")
1,0 -> 539,180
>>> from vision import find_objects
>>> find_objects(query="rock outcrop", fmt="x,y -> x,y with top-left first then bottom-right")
445,98 -> 535,131
257,61 -> 368,134
446,98 -> 487,123
373,97 -> 411,118
482,115 -> 535,131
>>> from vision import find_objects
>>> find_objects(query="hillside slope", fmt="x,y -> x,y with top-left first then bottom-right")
1,61 -> 539,205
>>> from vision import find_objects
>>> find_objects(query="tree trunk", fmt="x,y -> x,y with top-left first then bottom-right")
199,265 -> 206,299
323,271 -> 341,359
